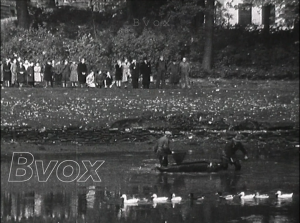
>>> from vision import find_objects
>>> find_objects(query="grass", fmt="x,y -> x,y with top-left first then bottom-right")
1,79 -> 299,130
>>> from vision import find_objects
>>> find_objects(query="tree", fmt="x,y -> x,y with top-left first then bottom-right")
16,0 -> 30,29
202,0 -> 215,72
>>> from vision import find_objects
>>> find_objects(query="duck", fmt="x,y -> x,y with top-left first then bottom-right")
189,193 -> 205,201
275,191 -> 293,199
215,192 -> 234,200
151,194 -> 169,202
171,193 -> 182,202
120,194 -> 140,204
238,192 -> 255,199
255,192 -> 269,199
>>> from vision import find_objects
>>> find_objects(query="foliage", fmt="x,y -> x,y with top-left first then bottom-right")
1,26 -> 66,64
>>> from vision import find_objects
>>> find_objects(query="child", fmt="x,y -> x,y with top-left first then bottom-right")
86,70 -> 96,88
104,71 -> 113,88
95,70 -> 105,88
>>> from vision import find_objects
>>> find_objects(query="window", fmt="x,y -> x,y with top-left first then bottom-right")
238,3 -> 252,26
262,4 -> 275,25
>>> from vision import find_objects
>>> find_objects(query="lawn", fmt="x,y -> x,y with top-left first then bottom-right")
1,79 -> 299,130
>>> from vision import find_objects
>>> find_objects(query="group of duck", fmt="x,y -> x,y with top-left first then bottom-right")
120,191 -> 293,204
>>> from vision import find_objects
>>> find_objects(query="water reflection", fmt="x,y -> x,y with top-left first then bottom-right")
1,150 -> 299,223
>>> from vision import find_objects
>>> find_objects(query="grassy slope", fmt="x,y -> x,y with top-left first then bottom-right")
1,79 -> 299,129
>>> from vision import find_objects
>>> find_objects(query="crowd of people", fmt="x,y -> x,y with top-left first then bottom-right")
0,55 -> 192,89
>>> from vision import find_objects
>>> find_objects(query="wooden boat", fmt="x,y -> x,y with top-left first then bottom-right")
156,160 -> 225,173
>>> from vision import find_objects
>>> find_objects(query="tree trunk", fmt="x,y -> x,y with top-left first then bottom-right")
16,0 -> 30,29
192,0 -> 205,32
202,0 -> 214,72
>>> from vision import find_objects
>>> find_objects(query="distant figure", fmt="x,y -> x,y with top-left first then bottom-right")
44,60 -> 52,88
179,57 -> 191,89
153,133 -> 172,167
77,58 -> 87,88
168,59 -> 180,87
95,70 -> 104,88
104,71 -> 113,88
3,58 -> 11,87
115,60 -> 122,88
34,62 -> 42,86
221,133 -> 248,171
122,58 -> 130,88
86,70 -> 96,87
140,57 -> 151,89
130,59 -> 140,89
69,61 -> 78,87
61,59 -> 70,88
156,55 -> 167,89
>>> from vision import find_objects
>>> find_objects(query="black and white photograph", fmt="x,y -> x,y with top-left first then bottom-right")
0,0 -> 299,222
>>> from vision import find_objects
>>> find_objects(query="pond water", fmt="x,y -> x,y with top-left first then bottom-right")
1,148 -> 299,223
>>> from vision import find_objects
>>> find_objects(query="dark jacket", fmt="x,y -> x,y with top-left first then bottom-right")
130,62 -> 140,79
77,62 -> 88,83
156,60 -> 167,72
222,140 -> 247,162
61,64 -> 71,81
140,61 -> 151,85
44,63 -> 52,82
27,65 -> 34,82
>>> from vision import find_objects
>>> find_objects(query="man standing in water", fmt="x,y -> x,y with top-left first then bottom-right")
153,132 -> 172,167
221,133 -> 248,170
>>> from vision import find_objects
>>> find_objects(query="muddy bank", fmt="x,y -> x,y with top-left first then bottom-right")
1,116 -> 299,145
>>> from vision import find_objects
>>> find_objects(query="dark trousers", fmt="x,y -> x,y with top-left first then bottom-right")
221,155 -> 241,171
156,71 -> 165,88
159,155 -> 169,167
132,78 -> 139,88
143,83 -> 150,89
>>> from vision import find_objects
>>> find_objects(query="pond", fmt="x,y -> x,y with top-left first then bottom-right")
1,148 -> 299,223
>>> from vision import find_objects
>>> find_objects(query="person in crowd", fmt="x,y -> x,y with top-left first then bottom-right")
27,62 -> 34,87
34,62 -> 42,86
0,60 -> 3,88
140,57 -> 151,89
17,61 -> 26,88
61,59 -> 70,88
3,58 -> 11,87
104,71 -> 113,88
168,59 -> 180,88
86,69 -> 96,87
52,60 -> 63,87
115,59 -> 122,88
17,56 -> 22,66
152,132 -> 172,167
10,58 -> 17,87
130,59 -> 140,89
156,55 -> 167,89
69,61 -> 78,88
23,60 -> 31,85
220,133 -> 249,171
122,57 -> 130,88
95,70 -> 104,88
44,60 -> 53,88
179,57 -> 191,89
77,58 -> 87,88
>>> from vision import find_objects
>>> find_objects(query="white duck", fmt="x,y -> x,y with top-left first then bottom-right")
151,194 -> 169,202
120,194 -> 140,204
255,192 -> 269,199
275,191 -> 293,199
216,192 -> 234,200
238,192 -> 255,199
171,193 -> 182,202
